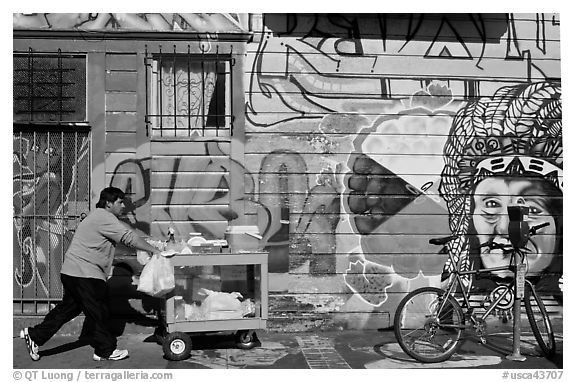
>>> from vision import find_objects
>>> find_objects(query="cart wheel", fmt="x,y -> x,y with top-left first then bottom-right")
235,330 -> 257,350
163,332 -> 192,361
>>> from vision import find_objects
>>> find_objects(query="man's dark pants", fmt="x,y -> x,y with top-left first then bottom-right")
28,274 -> 117,358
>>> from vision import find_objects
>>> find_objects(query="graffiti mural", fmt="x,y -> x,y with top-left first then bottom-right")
244,13 -> 561,328
343,105 -> 455,310
13,132 -> 90,302
108,144 -> 341,280
256,150 -> 340,275
439,81 -> 562,304
247,13 -> 560,129
109,141 -> 249,240
13,13 -> 247,33
340,81 -> 562,327
14,13 -> 561,329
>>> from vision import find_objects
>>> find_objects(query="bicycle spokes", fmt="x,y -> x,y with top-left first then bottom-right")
394,288 -> 465,363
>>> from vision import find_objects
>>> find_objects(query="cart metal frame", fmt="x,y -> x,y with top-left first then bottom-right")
160,252 -> 268,360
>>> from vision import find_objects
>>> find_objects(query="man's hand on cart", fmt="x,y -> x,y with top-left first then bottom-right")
137,250 -> 153,265
135,237 -> 165,265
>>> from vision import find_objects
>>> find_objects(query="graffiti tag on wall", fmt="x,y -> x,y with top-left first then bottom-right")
13,132 -> 90,300
247,14 -> 560,128
13,13 -> 247,33
244,14 -> 561,328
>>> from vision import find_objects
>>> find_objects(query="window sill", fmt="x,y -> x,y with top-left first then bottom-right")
150,135 -> 231,142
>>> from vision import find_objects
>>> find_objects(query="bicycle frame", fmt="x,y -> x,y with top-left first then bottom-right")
394,220 -> 555,362
441,268 -> 512,327
437,247 -> 526,328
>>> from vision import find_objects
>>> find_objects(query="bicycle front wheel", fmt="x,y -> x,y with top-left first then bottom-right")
394,287 -> 465,363
524,282 -> 556,357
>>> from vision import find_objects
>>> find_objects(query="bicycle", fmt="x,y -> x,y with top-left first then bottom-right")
393,221 -> 556,363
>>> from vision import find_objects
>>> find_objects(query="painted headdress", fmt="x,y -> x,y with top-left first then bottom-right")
439,81 -> 562,272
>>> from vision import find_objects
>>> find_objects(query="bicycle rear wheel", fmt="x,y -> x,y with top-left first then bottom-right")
524,282 -> 556,357
394,287 -> 465,363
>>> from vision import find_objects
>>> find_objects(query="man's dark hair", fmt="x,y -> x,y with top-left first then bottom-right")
96,187 -> 125,208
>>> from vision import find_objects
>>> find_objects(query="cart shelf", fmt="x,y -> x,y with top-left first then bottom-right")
159,252 -> 268,359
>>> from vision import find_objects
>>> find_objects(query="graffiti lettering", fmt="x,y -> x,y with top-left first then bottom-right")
13,13 -> 247,33
13,133 -> 89,300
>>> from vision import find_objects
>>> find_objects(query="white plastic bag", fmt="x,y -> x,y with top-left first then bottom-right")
136,250 -> 151,265
137,255 -> 175,297
198,288 -> 243,319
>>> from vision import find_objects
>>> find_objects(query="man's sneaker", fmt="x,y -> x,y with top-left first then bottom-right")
93,349 -> 129,361
20,328 -> 40,361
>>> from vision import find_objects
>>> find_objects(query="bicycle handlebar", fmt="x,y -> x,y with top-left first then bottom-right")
478,241 -> 511,251
529,222 -> 550,235
435,222 -> 551,251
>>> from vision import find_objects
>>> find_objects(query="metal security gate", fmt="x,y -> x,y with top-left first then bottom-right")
13,127 -> 91,315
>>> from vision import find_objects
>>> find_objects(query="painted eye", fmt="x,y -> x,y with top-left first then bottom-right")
485,200 -> 501,209
30,145 -> 39,152
528,205 -> 543,215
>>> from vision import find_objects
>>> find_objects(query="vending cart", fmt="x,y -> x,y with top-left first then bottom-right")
159,251 -> 268,360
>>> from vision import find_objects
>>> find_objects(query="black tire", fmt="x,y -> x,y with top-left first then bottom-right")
163,332 -> 192,361
394,287 -> 465,363
524,282 -> 556,357
235,330 -> 257,350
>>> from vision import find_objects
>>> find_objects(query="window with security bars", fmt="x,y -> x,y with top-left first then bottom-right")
13,52 -> 87,123
146,52 -> 232,138
13,50 -> 89,314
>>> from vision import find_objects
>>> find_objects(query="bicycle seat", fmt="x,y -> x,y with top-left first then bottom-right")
429,236 -> 457,246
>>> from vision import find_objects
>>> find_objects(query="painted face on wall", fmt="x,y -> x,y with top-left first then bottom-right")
472,177 -> 558,278
26,138 -> 60,174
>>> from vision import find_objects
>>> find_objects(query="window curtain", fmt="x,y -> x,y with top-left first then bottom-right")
158,60 -> 216,135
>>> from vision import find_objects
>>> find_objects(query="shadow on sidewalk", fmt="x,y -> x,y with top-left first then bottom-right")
80,263 -> 163,342
38,339 -> 90,357
189,333 -> 262,351
24,264 -> 164,359
142,332 -> 262,361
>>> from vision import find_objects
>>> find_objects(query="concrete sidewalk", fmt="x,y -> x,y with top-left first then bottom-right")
13,320 -> 563,369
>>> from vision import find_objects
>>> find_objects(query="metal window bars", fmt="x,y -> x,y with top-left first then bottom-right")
13,49 -> 90,314
13,50 -> 87,123
145,45 -> 233,138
